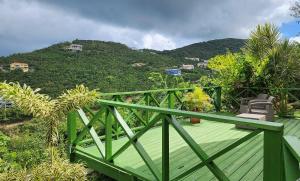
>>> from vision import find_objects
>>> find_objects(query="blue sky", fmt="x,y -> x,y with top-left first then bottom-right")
281,21 -> 299,38
0,0 -> 298,56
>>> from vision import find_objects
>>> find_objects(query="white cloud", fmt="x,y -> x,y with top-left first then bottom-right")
0,0 -> 297,55
142,33 -> 176,50
290,36 -> 300,42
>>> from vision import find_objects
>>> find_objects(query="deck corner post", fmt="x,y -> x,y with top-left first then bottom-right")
162,115 -> 170,181
214,86 -> 222,112
105,107 -> 113,161
67,111 -> 77,162
144,93 -> 150,124
263,129 -> 284,181
168,91 -> 175,109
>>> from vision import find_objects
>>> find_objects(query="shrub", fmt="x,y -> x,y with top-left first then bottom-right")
0,150 -> 87,181
183,87 -> 213,112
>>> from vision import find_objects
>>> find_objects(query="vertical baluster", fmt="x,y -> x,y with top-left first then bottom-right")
105,107 -> 113,161
162,116 -> 169,181
144,93 -> 150,124
114,95 -> 120,139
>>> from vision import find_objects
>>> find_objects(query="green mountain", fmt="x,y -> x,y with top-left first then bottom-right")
161,38 -> 246,59
0,38 -> 245,97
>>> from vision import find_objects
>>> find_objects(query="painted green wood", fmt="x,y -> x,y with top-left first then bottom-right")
105,108 -> 113,160
110,107 -> 162,181
172,129 -> 262,181
168,91 -> 175,109
263,129 -> 284,181
77,109 -> 105,158
108,113 -> 163,161
73,109 -> 104,144
71,103 -> 300,181
101,87 -> 194,96
149,93 -> 160,107
145,93 -> 151,123
173,91 -> 183,105
168,115 -> 230,181
162,118 -> 170,181
97,99 -> 283,131
283,136 -> 300,162
74,149 -> 137,181
116,96 -> 148,126
283,136 -> 300,181
83,106 -> 106,126
67,111 -> 77,161
75,118 -> 300,181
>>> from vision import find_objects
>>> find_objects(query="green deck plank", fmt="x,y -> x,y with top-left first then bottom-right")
77,118 -> 299,181
240,120 -> 300,181
189,119 -> 296,181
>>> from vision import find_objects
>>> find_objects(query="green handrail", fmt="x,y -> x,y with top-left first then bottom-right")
67,95 -> 284,181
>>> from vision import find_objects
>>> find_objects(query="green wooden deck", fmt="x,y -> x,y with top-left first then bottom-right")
76,117 -> 299,181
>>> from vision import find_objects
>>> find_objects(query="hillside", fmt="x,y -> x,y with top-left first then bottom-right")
161,38 -> 246,59
0,38 -> 245,97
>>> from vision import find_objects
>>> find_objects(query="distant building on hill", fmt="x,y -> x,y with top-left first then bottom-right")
185,57 -> 200,61
197,60 -> 209,68
165,69 -> 181,76
66,44 -> 83,52
132,63 -> 146,67
10,62 -> 29,72
181,64 -> 194,70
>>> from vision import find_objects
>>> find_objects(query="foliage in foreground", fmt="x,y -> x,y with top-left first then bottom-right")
0,150 -> 86,181
0,82 -> 99,145
203,23 -> 300,112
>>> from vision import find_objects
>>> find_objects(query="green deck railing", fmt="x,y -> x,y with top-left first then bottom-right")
67,87 -> 285,181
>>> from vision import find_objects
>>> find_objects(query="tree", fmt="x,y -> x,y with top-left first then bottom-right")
0,82 -> 98,180
291,1 -> 300,19
0,82 -> 99,147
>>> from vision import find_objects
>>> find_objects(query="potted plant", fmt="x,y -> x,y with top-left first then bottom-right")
183,87 -> 213,124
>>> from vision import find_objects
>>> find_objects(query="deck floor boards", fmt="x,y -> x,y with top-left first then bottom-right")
80,117 -> 300,181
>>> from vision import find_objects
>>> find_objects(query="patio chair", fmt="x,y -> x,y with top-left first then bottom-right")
239,93 -> 269,113
248,96 -> 275,121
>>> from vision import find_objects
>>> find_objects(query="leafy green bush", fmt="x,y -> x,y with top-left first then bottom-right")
183,87 -> 213,112
0,154 -> 86,181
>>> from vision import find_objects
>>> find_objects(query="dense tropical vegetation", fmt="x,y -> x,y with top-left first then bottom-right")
0,83 -> 98,180
0,39 -> 243,97
203,23 -> 300,113
0,21 -> 299,180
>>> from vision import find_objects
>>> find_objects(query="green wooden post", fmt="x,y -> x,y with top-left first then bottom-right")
168,91 -> 175,109
105,108 -> 113,161
214,86 -> 222,112
114,95 -> 120,139
67,111 -> 77,162
263,129 -> 284,181
162,116 -> 169,181
144,93 -> 150,124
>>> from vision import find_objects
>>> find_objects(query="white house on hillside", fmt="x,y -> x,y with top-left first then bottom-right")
197,60 -> 209,68
184,57 -> 200,61
181,64 -> 194,70
67,44 -> 83,52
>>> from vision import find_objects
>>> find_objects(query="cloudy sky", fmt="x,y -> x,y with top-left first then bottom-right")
0,0 -> 299,56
